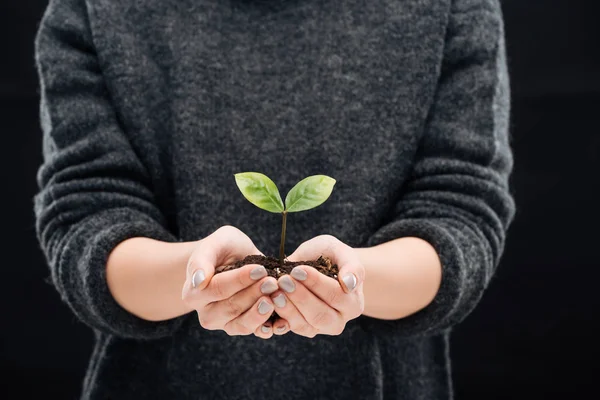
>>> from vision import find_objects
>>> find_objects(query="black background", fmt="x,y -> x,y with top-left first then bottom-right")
1,1 -> 599,399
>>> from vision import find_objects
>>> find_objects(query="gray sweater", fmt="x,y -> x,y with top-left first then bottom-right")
34,0 -> 515,398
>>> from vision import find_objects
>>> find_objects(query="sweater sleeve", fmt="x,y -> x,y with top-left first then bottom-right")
360,0 -> 515,337
33,0 -> 186,340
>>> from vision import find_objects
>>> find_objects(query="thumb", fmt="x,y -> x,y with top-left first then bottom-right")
286,235 -> 335,262
213,225 -> 265,261
337,262 -> 363,294
185,240 -> 217,292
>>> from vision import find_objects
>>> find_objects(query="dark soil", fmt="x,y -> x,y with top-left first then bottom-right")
215,254 -> 339,324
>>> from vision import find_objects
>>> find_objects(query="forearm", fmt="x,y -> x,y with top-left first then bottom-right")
106,238 -> 197,322
356,237 -> 442,320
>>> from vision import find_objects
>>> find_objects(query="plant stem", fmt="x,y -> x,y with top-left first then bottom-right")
279,211 -> 288,267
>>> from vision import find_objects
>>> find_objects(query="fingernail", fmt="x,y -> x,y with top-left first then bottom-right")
290,267 -> 307,281
273,293 -> 286,308
261,325 -> 271,333
342,273 -> 357,292
191,269 -> 205,288
261,280 -> 278,294
250,265 -> 267,280
276,326 -> 286,333
279,275 -> 296,293
258,300 -> 274,315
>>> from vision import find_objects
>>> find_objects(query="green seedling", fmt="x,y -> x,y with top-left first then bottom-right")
234,172 -> 336,267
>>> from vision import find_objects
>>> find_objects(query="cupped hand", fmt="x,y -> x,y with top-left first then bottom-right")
269,235 -> 365,338
181,225 -> 278,339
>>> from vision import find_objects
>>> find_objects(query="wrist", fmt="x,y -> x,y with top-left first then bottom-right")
107,237 -> 200,322
356,237 -> 442,320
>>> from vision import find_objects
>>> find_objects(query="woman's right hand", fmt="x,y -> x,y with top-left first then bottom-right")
181,225 -> 280,339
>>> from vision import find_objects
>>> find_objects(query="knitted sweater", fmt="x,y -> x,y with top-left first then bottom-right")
34,0 -> 515,398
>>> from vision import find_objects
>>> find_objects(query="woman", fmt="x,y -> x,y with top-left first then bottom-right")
34,0 -> 515,398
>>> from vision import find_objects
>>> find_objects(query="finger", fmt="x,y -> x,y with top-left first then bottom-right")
254,321 -> 273,339
286,235 -> 338,263
183,241 -> 218,294
271,317 -> 290,336
206,263 -> 271,302
210,225 -> 265,262
270,291 -> 316,338
183,260 -> 270,308
223,296 -> 275,336
204,276 -> 278,323
278,275 -> 344,334
288,265 -> 359,318
184,225 -> 265,291
288,235 -> 365,294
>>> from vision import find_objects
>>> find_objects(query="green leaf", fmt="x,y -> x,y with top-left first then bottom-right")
234,172 -> 284,213
285,175 -> 336,213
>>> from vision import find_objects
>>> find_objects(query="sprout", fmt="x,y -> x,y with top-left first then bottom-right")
234,172 -> 336,267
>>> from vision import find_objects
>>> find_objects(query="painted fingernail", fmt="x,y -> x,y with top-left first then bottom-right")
279,275 -> 296,293
258,300 -> 274,315
191,269 -> 205,288
342,273 -> 357,291
250,265 -> 267,280
261,280 -> 278,294
276,326 -> 286,333
261,325 -> 271,333
290,267 -> 307,281
273,293 -> 286,308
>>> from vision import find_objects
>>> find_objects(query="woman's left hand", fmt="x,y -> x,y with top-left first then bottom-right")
269,235 -> 365,337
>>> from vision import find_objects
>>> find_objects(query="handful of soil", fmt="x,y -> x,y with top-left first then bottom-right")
215,255 -> 339,323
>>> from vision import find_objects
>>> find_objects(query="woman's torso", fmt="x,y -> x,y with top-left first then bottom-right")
83,0 -> 452,398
